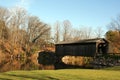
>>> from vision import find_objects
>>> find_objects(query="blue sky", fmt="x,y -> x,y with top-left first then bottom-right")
0,0 -> 120,30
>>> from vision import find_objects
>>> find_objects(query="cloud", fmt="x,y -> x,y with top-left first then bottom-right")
16,0 -> 33,10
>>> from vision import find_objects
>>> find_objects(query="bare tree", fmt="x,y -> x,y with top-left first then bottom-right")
94,27 -> 104,38
62,20 -> 72,41
0,7 -> 10,40
0,20 -> 9,40
107,15 -> 120,38
54,21 -> 61,43
79,26 -> 93,39
8,7 -> 28,46
53,21 -> 93,42
71,29 -> 81,41
27,16 -> 51,44
0,6 -> 52,57
0,6 -> 9,20
107,16 -> 120,31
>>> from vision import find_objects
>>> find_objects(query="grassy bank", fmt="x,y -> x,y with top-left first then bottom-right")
0,66 -> 120,80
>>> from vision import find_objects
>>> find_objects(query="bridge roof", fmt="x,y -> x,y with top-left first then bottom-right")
55,38 -> 109,45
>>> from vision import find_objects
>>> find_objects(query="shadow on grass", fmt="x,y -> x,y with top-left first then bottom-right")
3,74 -> 60,80
0,78 -> 11,80
103,66 -> 120,71
46,76 -> 59,80
3,74 -> 43,79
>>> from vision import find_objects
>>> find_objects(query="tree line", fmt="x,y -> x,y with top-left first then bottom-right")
0,6 -> 51,57
53,20 -> 105,43
0,6 -> 120,57
106,16 -> 120,53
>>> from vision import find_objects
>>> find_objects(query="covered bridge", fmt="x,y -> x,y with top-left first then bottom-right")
55,38 -> 111,57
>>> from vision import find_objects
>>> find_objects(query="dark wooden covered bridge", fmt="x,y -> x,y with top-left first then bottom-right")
37,38 -> 120,69
54,38 -> 113,69
55,38 -> 111,57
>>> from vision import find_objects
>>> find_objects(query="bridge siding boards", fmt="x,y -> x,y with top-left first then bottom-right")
55,43 -> 96,57
55,38 -> 109,57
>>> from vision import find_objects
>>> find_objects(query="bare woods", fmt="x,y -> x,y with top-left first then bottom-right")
0,6 -> 51,58
0,6 -> 100,58
0,6 -> 120,58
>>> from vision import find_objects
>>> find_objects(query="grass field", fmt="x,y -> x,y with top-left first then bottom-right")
0,66 -> 120,80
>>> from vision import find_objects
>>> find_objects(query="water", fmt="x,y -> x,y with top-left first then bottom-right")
0,57 -> 54,72
0,55 -> 93,72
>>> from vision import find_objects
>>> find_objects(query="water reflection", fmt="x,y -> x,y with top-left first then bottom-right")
62,56 -> 93,67
0,55 -> 54,72
0,55 -> 94,72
